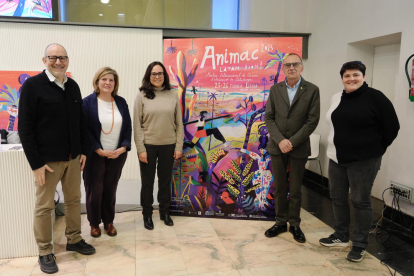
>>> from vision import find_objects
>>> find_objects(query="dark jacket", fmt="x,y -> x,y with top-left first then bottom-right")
265,77 -> 320,158
18,70 -> 88,170
82,92 -> 132,155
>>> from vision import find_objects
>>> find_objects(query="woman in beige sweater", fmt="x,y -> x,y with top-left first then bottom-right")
134,61 -> 184,230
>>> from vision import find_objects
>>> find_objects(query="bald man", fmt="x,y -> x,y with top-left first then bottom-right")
19,44 -> 95,274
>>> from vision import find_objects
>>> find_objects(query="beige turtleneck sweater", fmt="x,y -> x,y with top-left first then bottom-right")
133,87 -> 184,153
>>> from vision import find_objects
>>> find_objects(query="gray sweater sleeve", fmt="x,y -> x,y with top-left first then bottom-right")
133,92 -> 146,154
174,93 -> 184,152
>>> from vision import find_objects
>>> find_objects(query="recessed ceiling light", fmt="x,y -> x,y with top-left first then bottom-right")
101,0 -> 109,4
118,14 -> 125,16
99,14 -> 103,16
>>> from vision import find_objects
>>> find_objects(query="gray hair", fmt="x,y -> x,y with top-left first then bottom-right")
283,53 -> 302,64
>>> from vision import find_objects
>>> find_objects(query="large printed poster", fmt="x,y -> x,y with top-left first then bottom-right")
164,37 -> 302,220
0,71 -> 32,131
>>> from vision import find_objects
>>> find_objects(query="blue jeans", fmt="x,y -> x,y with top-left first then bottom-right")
328,156 -> 382,248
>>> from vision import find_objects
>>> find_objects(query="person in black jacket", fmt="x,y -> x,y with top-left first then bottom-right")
82,67 -> 132,238
18,44 -> 95,274
320,61 -> 399,262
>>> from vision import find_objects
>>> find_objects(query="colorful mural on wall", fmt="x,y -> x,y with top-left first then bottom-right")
163,37 -> 303,220
0,71 -> 71,131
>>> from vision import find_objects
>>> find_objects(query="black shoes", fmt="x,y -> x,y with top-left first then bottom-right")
289,226 -> 306,243
319,234 -> 350,247
319,234 -> 364,262
144,214 -> 173,229
66,239 -> 96,255
42,240 -> 94,273
160,214 -> 174,226
264,223 -> 287,237
38,253 -> 58,274
264,224 -> 306,243
144,217 -> 154,230
347,246 -> 366,262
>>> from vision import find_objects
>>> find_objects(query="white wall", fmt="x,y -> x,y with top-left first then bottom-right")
239,0 -> 309,33
0,21 -> 163,181
371,44 -> 401,199
240,0 -> 414,216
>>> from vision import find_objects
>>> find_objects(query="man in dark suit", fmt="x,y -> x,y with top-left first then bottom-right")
19,44 -> 95,274
264,53 -> 320,243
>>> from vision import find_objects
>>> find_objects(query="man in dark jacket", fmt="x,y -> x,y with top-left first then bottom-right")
18,44 -> 95,274
264,53 -> 320,243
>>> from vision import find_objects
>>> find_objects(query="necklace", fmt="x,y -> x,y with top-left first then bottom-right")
98,97 -> 114,135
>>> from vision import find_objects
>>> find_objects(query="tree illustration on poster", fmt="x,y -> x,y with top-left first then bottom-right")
0,72 -> 31,131
164,37 -> 303,220
0,84 -> 20,131
265,50 -> 288,84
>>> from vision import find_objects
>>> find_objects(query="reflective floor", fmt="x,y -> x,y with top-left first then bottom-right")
0,201 -> 405,276
301,179 -> 414,276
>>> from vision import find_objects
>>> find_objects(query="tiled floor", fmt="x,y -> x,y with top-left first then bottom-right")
0,207 -> 403,276
301,180 -> 414,276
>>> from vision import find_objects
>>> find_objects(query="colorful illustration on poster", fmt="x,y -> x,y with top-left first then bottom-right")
0,71 -> 71,131
163,37 -> 303,220
0,0 -> 52,19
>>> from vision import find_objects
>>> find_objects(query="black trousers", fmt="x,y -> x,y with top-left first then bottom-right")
270,153 -> 307,226
139,144 -> 175,218
83,151 -> 127,226
329,157 -> 381,248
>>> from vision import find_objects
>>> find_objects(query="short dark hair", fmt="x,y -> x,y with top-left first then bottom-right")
140,61 -> 171,99
340,61 -> 366,78
283,53 -> 302,63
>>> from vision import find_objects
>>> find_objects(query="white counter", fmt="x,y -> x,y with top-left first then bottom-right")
0,145 -> 38,258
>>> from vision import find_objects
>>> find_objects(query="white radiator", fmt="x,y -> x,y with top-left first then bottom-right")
0,150 -> 38,258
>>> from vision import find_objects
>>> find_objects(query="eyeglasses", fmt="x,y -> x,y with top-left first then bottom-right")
47,56 -> 68,62
283,62 -> 302,69
342,61 -> 363,67
151,72 -> 164,78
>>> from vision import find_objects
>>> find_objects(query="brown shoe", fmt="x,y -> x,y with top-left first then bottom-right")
104,223 -> 117,237
91,225 -> 101,238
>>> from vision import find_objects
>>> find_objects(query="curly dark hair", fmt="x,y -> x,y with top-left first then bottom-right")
139,61 -> 171,99
340,61 -> 366,78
